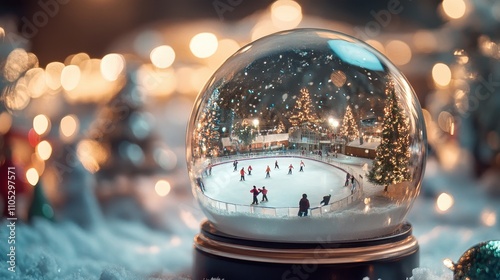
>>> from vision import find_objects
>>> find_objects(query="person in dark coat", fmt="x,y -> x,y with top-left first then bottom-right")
298,193 -> 310,217
320,194 -> 331,206
275,160 -> 279,169
250,186 -> 260,205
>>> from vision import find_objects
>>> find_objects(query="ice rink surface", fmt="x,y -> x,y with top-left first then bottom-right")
202,157 -> 352,208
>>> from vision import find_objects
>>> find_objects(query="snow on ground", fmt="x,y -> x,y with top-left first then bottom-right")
203,157 -> 350,207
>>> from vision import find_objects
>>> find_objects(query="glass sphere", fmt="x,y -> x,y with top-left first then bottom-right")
186,29 -> 426,242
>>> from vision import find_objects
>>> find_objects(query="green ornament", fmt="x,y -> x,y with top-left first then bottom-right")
445,240 -> 500,280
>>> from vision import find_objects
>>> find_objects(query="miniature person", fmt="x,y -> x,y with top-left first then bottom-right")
275,160 -> 279,169
299,160 -> 305,172
298,193 -> 310,217
208,163 -> 213,176
233,160 -> 238,172
320,194 -> 331,206
259,186 -> 268,202
240,167 -> 246,181
288,164 -> 294,175
250,186 -> 260,205
265,165 -> 271,178
350,175 -> 355,186
344,173 -> 350,186
247,165 -> 253,175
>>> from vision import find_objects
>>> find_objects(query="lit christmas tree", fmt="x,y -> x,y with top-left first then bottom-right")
339,105 -> 359,142
289,88 -> 320,129
195,89 -> 222,157
367,81 -> 411,192
232,120 -> 257,148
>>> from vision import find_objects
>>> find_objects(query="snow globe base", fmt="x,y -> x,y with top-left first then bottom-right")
193,220 -> 418,280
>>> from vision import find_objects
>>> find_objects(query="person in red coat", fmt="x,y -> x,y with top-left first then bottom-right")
247,165 -> 252,175
240,167 -> 246,181
298,193 -> 310,217
259,186 -> 268,202
250,186 -> 260,205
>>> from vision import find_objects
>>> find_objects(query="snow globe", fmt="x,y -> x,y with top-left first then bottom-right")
187,29 -> 426,279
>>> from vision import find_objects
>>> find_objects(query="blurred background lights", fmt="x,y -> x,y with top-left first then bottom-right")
60,114 -> 79,138
45,62 -> 65,90
61,65 -> 81,91
0,112 -> 13,135
4,48 -> 29,82
385,40 -> 412,66
271,0 -> 303,29
480,209 -> 496,227
33,114 -> 50,135
436,192 -> 454,212
26,168 -> 40,186
36,140 -> 53,161
150,45 -> 175,69
432,63 -> 452,87
100,53 -> 125,81
190,32 -> 218,58
442,0 -> 467,20
154,180 -> 171,197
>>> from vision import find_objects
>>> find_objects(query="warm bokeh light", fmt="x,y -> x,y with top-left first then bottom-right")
36,140 -> 53,161
26,67 -> 48,98
413,30 -> 438,53
60,114 -> 79,138
3,48 -> 29,82
150,45 -> 175,69
4,81 -> 31,111
61,65 -> 81,91
251,19 -> 278,41
77,139 -> 109,173
432,63 -> 452,87
67,52 -> 90,65
385,40 -> 412,66
100,53 -> 125,81
190,66 -> 213,93
206,38 -> 240,69
155,180 -> 172,197
436,193 -> 454,212
480,209 -> 496,227
365,40 -> 385,54
271,0 -> 303,29
45,62 -> 65,90
137,64 -> 176,97
437,111 -> 454,134
0,112 -> 13,135
442,0 -> 467,19
26,168 -> 39,186
33,114 -> 50,135
190,32 -> 218,58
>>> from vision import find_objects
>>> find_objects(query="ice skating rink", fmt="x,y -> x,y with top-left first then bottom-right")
202,157 -> 351,208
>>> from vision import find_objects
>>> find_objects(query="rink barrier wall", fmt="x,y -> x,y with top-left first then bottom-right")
198,152 -> 365,217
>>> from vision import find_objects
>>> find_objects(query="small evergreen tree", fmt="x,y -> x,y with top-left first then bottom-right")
339,105 -> 359,142
289,88 -> 320,129
368,81 -> 411,191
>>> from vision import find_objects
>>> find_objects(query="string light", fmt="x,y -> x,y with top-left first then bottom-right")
190,32 -> 218,58
26,168 -> 39,186
436,193 -> 454,212
36,140 -> 53,161
432,63 -> 452,87
150,45 -> 175,69
155,180 -> 171,197
33,114 -> 50,135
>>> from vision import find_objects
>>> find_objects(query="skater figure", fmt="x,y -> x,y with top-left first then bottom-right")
350,180 -> 356,194
350,175 -> 355,186
288,164 -> 294,175
319,150 -> 323,158
320,194 -> 331,206
233,160 -> 238,171
240,167 -> 246,181
248,165 -> 253,175
259,186 -> 268,202
208,163 -> 213,176
299,160 -> 305,172
298,194 -> 310,217
275,160 -> 279,169
344,173 -> 350,187
250,186 -> 260,205
265,165 -> 271,178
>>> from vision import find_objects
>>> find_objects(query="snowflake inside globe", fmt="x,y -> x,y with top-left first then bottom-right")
186,29 -> 426,242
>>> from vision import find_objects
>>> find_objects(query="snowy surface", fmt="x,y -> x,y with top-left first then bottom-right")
203,158 -> 350,207
1,157 -> 499,279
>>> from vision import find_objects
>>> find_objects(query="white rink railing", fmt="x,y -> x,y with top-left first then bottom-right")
198,152 -> 365,217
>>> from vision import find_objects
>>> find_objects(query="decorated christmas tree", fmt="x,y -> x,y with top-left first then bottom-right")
339,105 -> 359,142
232,120 -> 257,148
195,89 -> 222,157
368,80 -> 411,191
289,88 -> 320,129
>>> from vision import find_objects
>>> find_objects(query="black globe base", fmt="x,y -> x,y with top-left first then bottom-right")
193,221 -> 419,280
